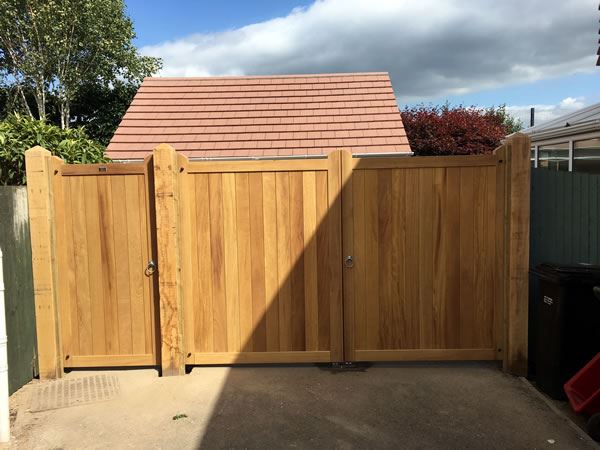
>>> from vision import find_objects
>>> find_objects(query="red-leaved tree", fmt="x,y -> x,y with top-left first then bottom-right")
401,104 -> 521,156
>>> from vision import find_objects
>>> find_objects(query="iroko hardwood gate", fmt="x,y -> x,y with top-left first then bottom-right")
341,153 -> 505,362
178,156 -> 343,365
26,150 -> 159,377
26,134 -> 530,379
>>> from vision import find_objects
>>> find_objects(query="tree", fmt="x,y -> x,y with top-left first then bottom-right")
489,104 -> 523,135
68,81 -> 138,145
0,113 -> 107,185
400,104 -> 523,156
0,0 -> 161,128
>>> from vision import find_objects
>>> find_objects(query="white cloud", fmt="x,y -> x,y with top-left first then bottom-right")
507,97 -> 588,126
141,0 -> 597,102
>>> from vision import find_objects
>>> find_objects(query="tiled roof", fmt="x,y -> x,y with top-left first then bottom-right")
106,72 -> 411,160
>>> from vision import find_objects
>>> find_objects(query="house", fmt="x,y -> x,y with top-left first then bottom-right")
106,72 -> 412,160
523,102 -> 600,173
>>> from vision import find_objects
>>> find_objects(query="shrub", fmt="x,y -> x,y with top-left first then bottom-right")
0,114 -> 108,185
401,104 -> 522,156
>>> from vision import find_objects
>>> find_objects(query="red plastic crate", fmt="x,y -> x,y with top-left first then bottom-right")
564,352 -> 600,415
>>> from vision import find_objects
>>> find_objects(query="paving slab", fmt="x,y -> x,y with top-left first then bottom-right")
6,362 -> 597,449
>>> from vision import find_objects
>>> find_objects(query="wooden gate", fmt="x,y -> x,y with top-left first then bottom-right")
341,153 -> 505,362
178,155 -> 343,365
25,134 -> 530,379
26,149 -> 159,376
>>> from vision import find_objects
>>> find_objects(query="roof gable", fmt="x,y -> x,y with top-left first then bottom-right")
106,72 -> 411,160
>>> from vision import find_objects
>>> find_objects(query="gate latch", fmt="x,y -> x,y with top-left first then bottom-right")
344,255 -> 354,268
145,260 -> 157,276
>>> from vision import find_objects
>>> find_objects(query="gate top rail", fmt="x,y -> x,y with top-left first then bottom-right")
60,163 -> 146,176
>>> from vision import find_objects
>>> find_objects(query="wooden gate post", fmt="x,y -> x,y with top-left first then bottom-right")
153,144 -> 185,376
503,133 -> 531,376
25,147 -> 63,379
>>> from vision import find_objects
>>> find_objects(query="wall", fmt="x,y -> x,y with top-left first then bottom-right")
0,187 -> 37,394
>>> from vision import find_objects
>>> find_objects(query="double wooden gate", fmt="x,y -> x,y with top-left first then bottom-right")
25,134 -> 530,379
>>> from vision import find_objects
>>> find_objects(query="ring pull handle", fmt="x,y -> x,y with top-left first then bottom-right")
145,260 -> 157,276
344,255 -> 354,268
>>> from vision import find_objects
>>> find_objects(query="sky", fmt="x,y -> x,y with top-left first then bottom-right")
125,0 -> 600,127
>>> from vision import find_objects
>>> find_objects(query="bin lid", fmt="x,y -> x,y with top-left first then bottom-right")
532,263 -> 600,283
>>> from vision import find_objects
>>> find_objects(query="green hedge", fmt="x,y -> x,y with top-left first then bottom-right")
0,114 -> 108,186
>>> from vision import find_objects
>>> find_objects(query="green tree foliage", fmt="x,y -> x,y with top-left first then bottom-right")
401,104 -> 523,156
0,113 -> 107,185
489,104 -> 523,135
0,81 -> 138,145
0,0 -> 161,128
69,81 -> 138,145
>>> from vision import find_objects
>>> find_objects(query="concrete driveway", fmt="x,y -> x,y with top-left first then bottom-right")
7,362 -> 596,449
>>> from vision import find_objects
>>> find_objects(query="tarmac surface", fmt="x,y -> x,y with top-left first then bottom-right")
6,361 -> 597,449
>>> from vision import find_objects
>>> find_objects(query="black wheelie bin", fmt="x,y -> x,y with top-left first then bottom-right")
530,263 -> 600,400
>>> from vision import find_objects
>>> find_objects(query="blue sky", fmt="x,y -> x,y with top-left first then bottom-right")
125,0 -> 599,126
127,1 -> 314,45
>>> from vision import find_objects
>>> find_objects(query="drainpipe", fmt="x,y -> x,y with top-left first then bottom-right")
0,248 -> 9,443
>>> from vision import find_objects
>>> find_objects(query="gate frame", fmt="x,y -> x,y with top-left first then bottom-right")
25,133 -> 530,379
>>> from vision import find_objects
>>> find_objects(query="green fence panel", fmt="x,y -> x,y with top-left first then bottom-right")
530,169 -> 600,267
0,186 -> 37,394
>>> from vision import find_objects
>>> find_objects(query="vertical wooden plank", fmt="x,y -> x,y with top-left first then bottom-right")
25,147 -> 63,378
431,168 -> 446,348
222,173 -> 241,353
403,169 -> 420,348
83,176 -> 106,355
289,171 -> 306,351
302,171 -> 319,352
249,172 -> 267,352
504,133 -> 531,375
235,173 -> 253,352
472,167 -> 494,348
483,166 -> 497,348
262,173 -> 280,352
352,169 -> 367,351
315,171 -> 331,351
443,168 -> 461,349
97,176 -> 119,355
60,178 -> 79,358
142,154 -> 158,364
195,175 -> 214,353
209,173 -> 228,353
327,151 -> 343,361
494,145 -> 507,359
153,143 -> 185,376
177,157 -> 195,364
275,172 -> 292,351
111,176 -> 132,355
377,169 -> 393,349
459,167 -> 475,348
142,156 -> 158,359
70,177 -> 93,357
124,176 -> 145,355
340,151 -> 355,358
364,169 -> 380,351
390,169 -> 406,349
52,164 -> 72,364
418,169 -> 434,348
